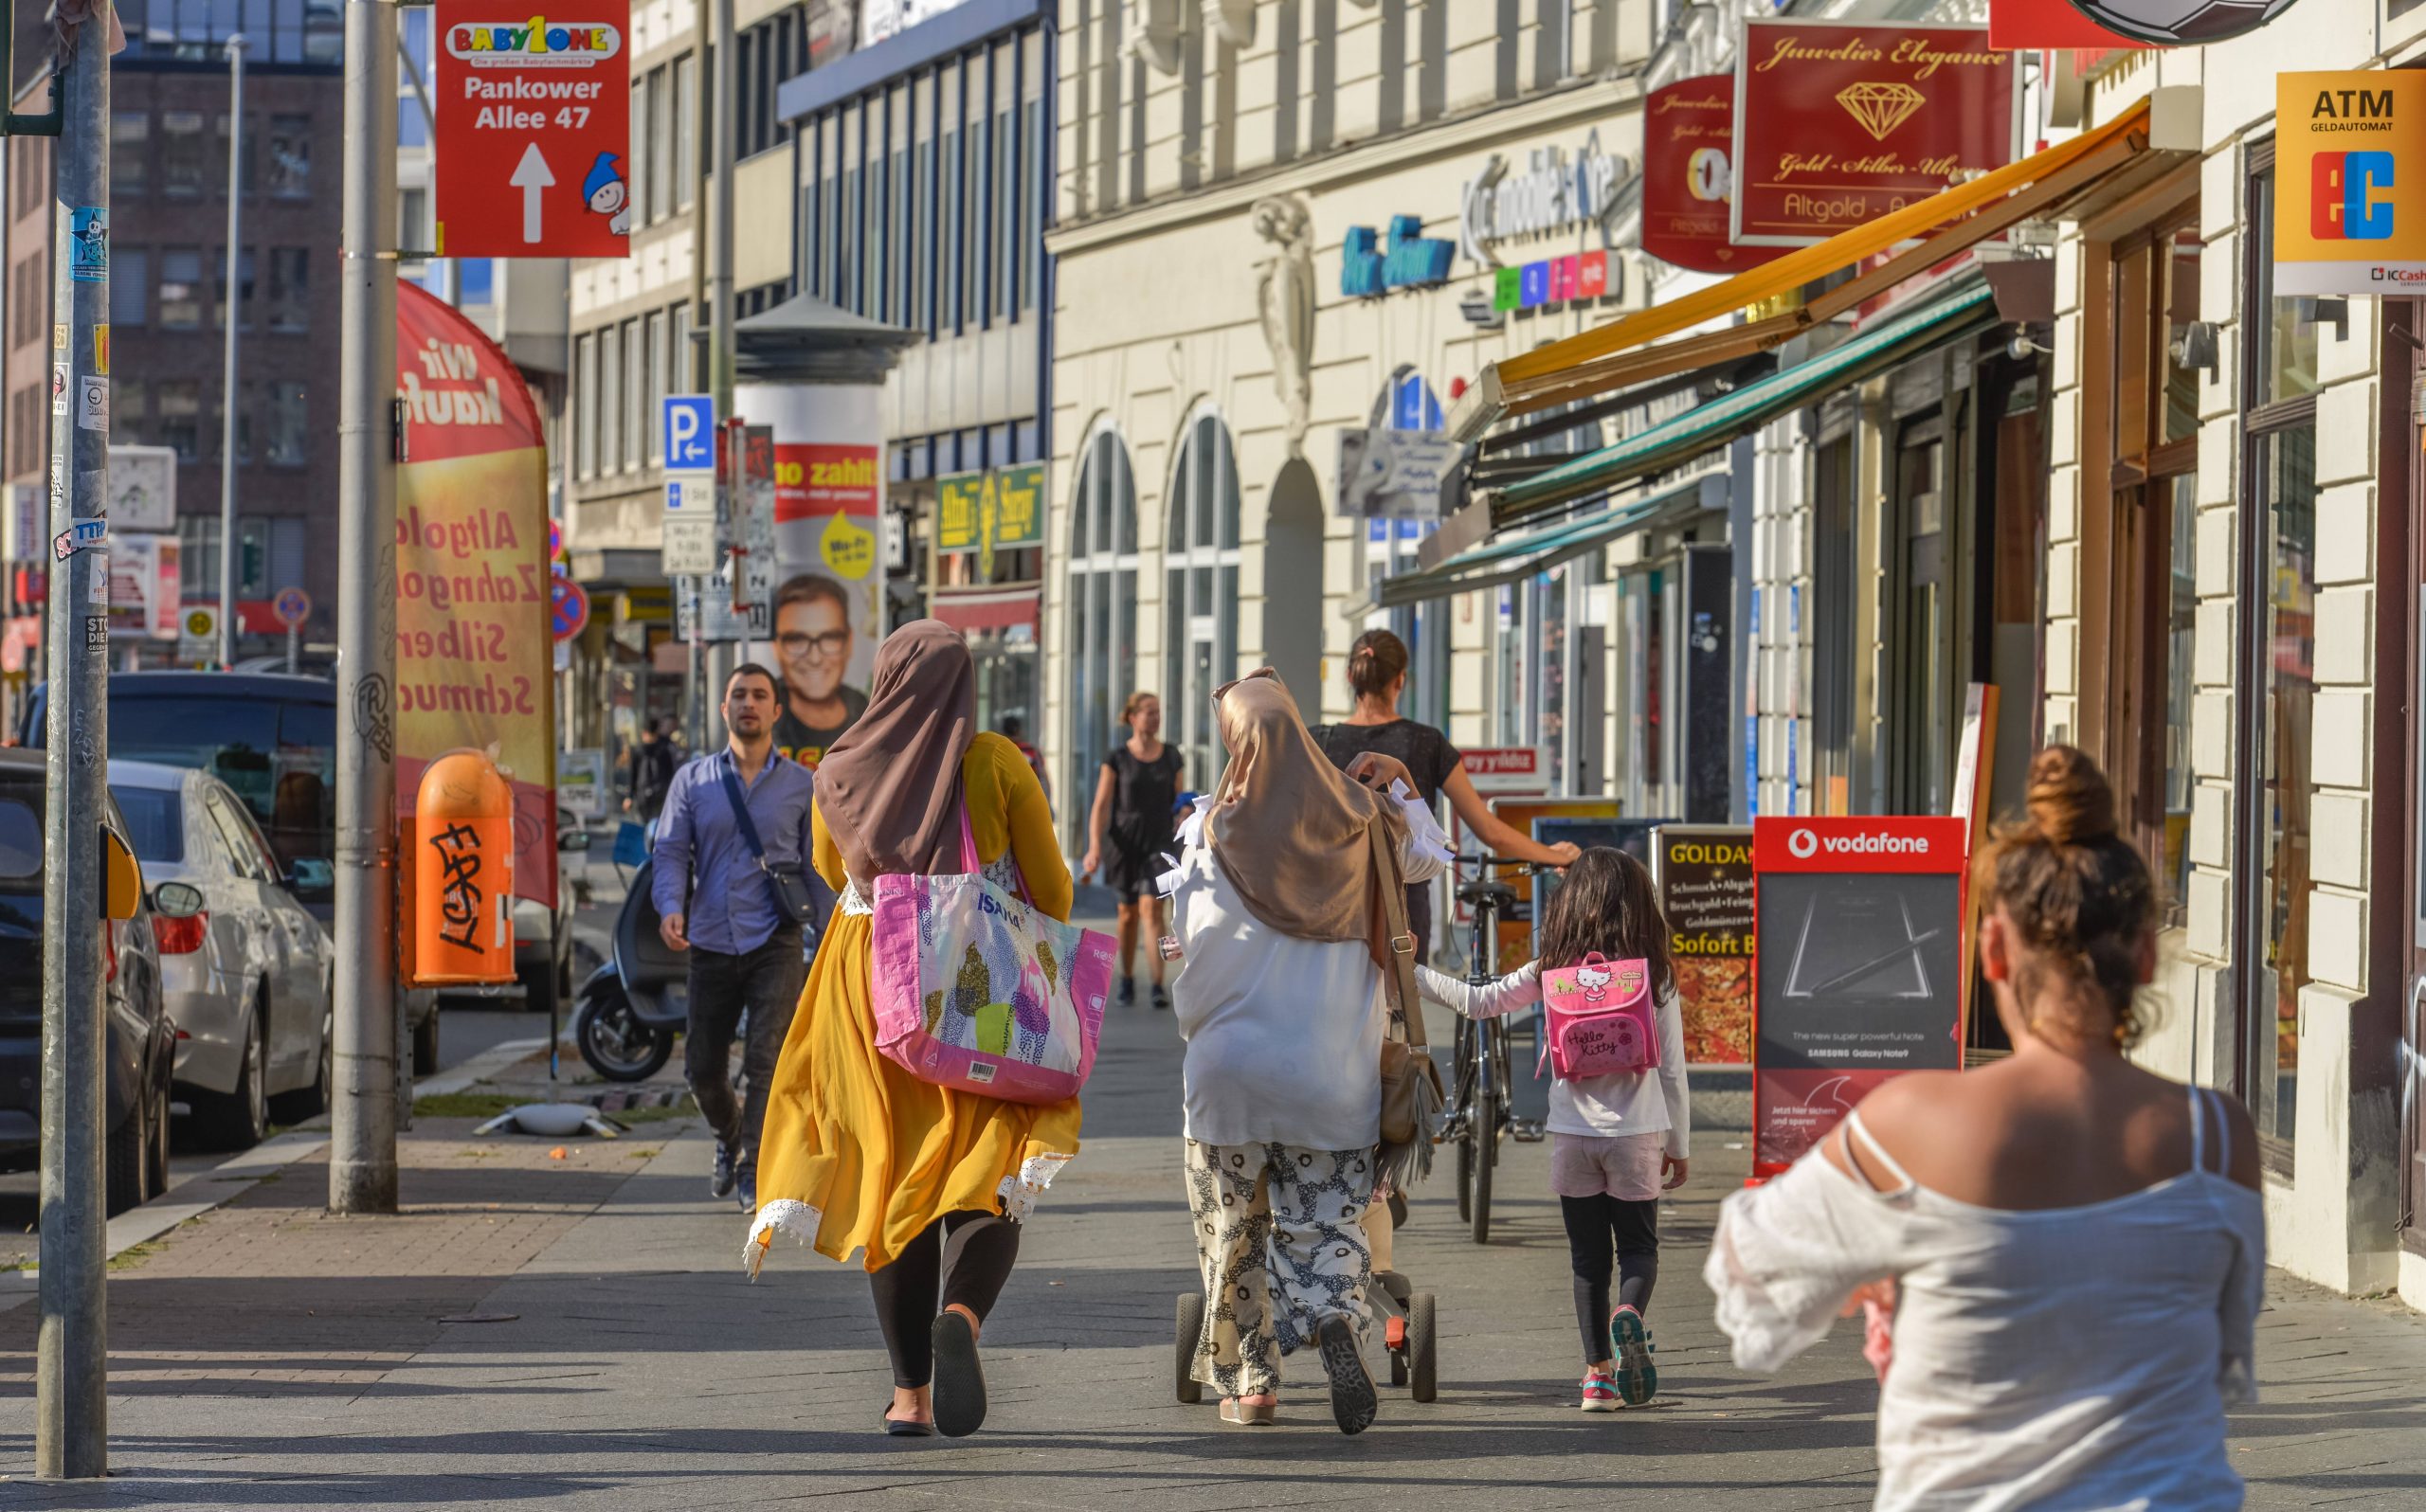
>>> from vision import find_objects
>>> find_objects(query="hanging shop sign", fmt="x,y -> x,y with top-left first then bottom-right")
1751,815 -> 1969,1175
1641,76 -> 1790,276
1458,131 -> 1631,267
1335,427 -> 1458,520
432,0 -> 632,259
1731,20 -> 2020,248
1654,824 -> 1754,1065
2066,0 -> 2300,45
1985,0 -> 2151,47
935,464 -> 1045,569
1341,216 -> 1457,297
2275,72 -> 2424,296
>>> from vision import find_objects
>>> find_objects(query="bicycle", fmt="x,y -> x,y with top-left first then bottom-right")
1439,855 -> 1542,1244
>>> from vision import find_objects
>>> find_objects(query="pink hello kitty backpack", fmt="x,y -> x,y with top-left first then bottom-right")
1538,953 -> 1658,1080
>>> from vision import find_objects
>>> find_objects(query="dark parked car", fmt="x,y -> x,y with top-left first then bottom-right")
21,673 -> 443,1070
0,749 -> 174,1215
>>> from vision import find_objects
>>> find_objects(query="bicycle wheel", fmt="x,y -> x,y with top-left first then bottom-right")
1471,1021 -> 1496,1244
1452,1017 -> 1476,1222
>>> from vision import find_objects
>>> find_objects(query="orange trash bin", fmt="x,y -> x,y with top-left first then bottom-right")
414,749 -> 516,985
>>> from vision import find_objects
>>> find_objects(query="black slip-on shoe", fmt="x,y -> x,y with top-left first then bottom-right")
710,1142 -> 737,1199
932,1309 -> 988,1438
1314,1315 -> 1378,1435
881,1404 -> 936,1438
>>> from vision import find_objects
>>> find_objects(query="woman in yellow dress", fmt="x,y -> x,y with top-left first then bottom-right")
748,621 -> 1081,1440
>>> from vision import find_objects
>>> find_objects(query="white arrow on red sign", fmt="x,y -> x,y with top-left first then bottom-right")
511,144 -> 554,245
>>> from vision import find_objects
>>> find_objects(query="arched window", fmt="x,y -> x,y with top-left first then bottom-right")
1163,409 -> 1241,789
1364,369 -> 1450,731
1067,427 -> 1139,837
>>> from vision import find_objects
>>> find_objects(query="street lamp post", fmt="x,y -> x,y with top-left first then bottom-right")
218,35 -> 246,670
329,0 -> 401,1215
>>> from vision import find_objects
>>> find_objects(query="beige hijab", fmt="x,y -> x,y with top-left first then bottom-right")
1204,673 -> 1409,975
814,621 -> 976,893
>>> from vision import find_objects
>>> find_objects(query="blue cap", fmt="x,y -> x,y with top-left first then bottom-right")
583,152 -> 622,201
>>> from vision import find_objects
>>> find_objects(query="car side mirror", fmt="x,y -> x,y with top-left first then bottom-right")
153,880 -> 207,920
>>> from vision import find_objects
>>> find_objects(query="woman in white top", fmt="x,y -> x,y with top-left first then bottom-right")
1705,747 -> 2265,1511
1161,671 -> 1449,1435
1418,847 -> 1691,1412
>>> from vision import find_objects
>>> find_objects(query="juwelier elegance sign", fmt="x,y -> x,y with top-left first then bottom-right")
1458,130 -> 1630,267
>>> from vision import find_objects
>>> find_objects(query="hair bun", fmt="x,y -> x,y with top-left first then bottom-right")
2024,745 -> 2116,845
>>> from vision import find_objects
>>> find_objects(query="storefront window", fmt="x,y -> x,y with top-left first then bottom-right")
2237,155 -> 2317,1151
1163,411 -> 1241,790
1067,428 -> 1138,835
2163,474 -> 2197,924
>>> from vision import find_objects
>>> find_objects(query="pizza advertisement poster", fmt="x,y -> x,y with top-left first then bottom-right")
1653,824 -> 1754,1065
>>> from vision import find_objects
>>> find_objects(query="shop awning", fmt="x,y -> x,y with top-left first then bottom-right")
931,586 -> 1041,635
1366,470 -> 1727,611
1488,280 -> 2000,527
1447,99 -> 2167,440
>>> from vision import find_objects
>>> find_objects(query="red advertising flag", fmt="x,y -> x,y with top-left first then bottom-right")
1641,75 -> 1790,276
1731,20 -> 2020,247
433,0 -> 632,259
1986,0 -> 2151,47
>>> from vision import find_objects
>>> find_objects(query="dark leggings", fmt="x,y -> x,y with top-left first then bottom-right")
867,1210 -> 1023,1389
1561,1194 -> 1658,1365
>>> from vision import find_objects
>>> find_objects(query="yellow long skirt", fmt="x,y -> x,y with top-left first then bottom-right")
747,907 -> 1084,1275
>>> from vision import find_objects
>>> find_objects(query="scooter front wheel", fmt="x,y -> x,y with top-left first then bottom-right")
574,991 -> 675,1082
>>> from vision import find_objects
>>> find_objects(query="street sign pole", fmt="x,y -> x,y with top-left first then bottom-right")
330,0 -> 400,1216
36,9 -> 112,1480
216,35 -> 245,670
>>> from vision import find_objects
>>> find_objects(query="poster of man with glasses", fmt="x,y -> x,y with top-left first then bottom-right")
770,572 -> 871,767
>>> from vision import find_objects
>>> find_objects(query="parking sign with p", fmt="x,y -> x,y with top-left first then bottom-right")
663,395 -> 715,473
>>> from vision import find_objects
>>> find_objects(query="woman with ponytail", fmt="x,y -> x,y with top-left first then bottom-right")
1705,747 -> 2265,1509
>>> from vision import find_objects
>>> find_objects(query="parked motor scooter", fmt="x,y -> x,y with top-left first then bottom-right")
572,859 -> 688,1081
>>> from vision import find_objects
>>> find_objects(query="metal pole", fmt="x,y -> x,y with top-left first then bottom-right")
37,17 -> 112,1480
710,0 -> 734,419
285,620 -> 298,675
217,36 -> 245,671
330,0 -> 400,1215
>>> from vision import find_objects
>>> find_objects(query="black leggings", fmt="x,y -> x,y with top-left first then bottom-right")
867,1210 -> 1022,1389
1560,1193 -> 1658,1366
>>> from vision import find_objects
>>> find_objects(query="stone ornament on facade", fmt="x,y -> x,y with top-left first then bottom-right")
1252,195 -> 1316,459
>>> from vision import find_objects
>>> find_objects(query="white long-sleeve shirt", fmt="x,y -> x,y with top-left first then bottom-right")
1415,962 -> 1691,1158
1163,784 -> 1452,1150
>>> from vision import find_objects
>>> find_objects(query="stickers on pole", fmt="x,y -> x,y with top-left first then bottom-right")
77,376 -> 107,432
68,207 -> 106,281
432,1 -> 632,258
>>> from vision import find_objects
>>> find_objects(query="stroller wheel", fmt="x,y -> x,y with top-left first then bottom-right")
1407,1292 -> 1437,1403
1174,1292 -> 1205,1404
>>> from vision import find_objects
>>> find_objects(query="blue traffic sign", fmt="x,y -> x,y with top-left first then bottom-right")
663,395 -> 715,472
551,577 -> 589,642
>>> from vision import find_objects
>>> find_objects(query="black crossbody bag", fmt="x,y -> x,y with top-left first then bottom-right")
716,756 -> 822,930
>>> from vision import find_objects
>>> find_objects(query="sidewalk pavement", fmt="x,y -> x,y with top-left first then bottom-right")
0,980 -> 2420,1507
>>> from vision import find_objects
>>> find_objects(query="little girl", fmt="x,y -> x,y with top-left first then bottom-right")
1417,847 -> 1690,1413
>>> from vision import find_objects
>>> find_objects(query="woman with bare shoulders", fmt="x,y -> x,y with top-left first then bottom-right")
1706,746 -> 2265,1509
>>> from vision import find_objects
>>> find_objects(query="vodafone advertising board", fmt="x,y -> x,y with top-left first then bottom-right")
1751,815 -> 1969,1174
433,1 -> 632,259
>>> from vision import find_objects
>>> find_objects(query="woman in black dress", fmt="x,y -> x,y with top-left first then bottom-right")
1081,691 -> 1184,1008
1313,630 -> 1578,963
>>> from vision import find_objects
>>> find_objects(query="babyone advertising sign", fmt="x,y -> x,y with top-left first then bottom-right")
2275,72 -> 2426,296
1731,20 -> 2019,247
1751,816 -> 1970,1173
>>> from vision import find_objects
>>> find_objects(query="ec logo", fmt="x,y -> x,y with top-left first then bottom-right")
2313,151 -> 2395,241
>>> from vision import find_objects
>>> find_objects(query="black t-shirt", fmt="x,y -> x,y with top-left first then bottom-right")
1311,719 -> 1462,809
774,684 -> 870,769
1104,743 -> 1184,855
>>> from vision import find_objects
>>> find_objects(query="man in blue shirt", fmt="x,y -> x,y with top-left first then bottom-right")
651,664 -> 820,1211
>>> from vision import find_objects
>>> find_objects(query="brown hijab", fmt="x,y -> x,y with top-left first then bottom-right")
1204,672 -> 1409,976
815,620 -> 977,892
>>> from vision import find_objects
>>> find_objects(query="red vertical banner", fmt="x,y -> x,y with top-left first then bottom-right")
1751,816 -> 1970,1174
394,280 -> 556,910
1641,75 -> 1790,275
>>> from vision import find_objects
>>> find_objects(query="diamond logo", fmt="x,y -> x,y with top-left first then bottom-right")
1836,81 -> 1927,141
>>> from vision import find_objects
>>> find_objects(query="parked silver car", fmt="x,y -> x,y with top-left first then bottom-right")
109,761 -> 335,1150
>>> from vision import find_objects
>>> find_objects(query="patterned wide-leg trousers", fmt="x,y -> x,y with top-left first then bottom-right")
1182,1140 -> 1377,1397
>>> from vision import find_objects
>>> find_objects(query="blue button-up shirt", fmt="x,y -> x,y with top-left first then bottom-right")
650,747 -> 820,956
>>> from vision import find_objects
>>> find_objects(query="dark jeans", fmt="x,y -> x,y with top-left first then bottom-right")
868,1210 -> 1023,1388
683,925 -> 806,1167
1561,1193 -> 1659,1365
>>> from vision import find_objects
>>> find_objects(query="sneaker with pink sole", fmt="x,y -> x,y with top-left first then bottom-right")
1580,1369 -> 1620,1413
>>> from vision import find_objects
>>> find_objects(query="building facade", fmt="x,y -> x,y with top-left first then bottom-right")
1043,0 -> 1692,835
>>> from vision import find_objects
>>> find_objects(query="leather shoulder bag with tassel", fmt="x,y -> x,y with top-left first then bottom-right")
1371,819 -> 1443,1186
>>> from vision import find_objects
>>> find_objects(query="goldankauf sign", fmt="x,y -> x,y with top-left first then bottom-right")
1341,215 -> 1457,297
1459,130 -> 1631,266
